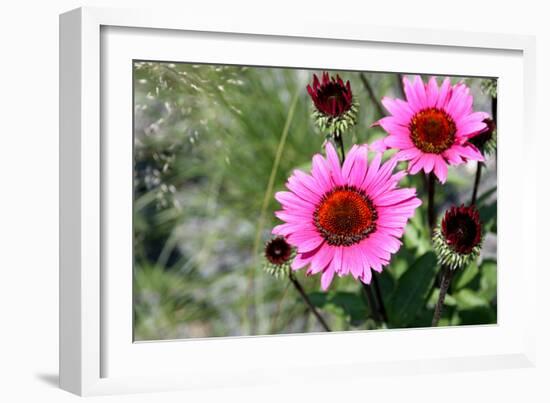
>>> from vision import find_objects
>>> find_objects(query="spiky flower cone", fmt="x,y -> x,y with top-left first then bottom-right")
262,236 -> 295,279
433,205 -> 483,271
469,118 -> 497,156
307,72 -> 358,134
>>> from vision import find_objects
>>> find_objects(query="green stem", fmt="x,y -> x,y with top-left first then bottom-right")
471,162 -> 482,206
432,266 -> 453,326
289,273 -> 331,332
372,275 -> 388,323
427,172 -> 436,232
361,283 -> 382,324
334,131 -> 346,161
396,73 -> 406,99
359,73 -> 385,118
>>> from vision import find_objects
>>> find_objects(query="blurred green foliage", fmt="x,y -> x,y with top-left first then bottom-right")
133,62 -> 497,340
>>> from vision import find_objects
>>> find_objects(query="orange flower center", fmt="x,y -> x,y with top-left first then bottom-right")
410,108 -> 456,154
314,186 -> 377,246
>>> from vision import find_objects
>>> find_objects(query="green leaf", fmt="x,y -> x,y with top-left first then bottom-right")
388,252 -> 438,327
454,289 -> 488,310
458,306 -> 496,325
453,260 -> 479,290
428,288 -> 457,307
479,201 -> 497,233
403,224 -> 420,250
389,247 -> 415,279
308,292 -> 328,308
479,259 -> 497,302
308,291 -> 368,326
477,185 -> 497,206
328,292 -> 368,325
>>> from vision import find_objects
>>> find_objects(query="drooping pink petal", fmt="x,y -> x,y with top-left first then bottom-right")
309,244 -> 335,275
454,144 -> 484,162
433,157 -> 448,183
321,268 -> 335,290
291,252 -> 314,271
395,147 -> 422,161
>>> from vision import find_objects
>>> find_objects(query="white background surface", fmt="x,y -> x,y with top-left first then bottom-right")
1,0 -> 548,401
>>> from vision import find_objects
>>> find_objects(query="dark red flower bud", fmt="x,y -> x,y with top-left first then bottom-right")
264,236 -> 293,265
441,205 -> 482,255
307,72 -> 354,118
469,118 -> 496,152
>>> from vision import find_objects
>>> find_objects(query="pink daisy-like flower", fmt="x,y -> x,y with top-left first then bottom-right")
373,75 -> 488,183
272,143 -> 421,290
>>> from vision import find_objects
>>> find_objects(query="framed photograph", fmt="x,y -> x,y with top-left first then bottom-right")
59,7 -> 537,396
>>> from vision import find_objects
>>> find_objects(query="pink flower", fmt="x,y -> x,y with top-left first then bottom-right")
373,76 -> 488,183
273,143 -> 421,290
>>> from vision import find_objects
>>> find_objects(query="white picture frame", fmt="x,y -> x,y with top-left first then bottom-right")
59,6 -> 537,396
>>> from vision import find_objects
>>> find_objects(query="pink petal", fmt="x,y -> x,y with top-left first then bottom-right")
374,188 -> 417,207
378,117 -> 410,138
395,147 -> 422,161
293,170 -> 322,196
321,268 -> 335,290
286,175 -> 321,204
329,247 -> 344,275
426,77 -> 439,107
325,142 -> 344,185
365,156 -> 398,196
408,155 -> 425,175
275,209 -> 312,223
311,154 -> 333,192
436,78 -> 451,108
341,144 -> 360,179
456,118 -> 490,138
455,144 -> 484,162
385,134 -> 413,149
381,97 -> 414,124
413,75 -> 428,108
275,191 -> 315,210
370,139 -> 388,152
309,244 -> 335,275
433,157 -> 448,183
288,232 -> 324,253
361,152 -> 382,190
349,145 -> 368,187
360,266 -> 373,284
272,222 -> 315,236
291,252 -> 314,271
421,154 -> 436,173
443,147 -> 466,165
403,76 -> 422,111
